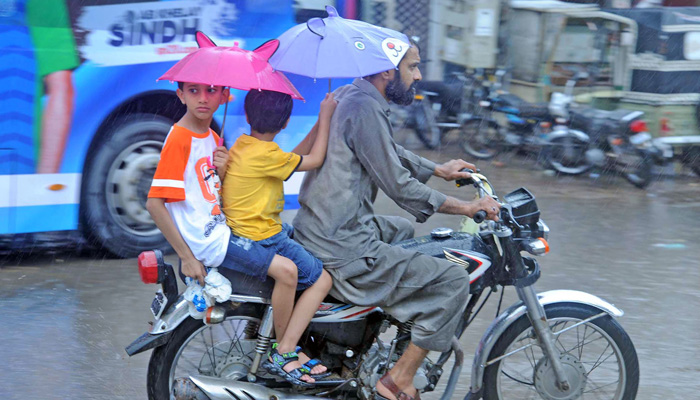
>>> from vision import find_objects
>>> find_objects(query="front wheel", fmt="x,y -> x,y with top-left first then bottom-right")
482,303 -> 639,400
147,305 -> 265,399
460,118 -> 502,160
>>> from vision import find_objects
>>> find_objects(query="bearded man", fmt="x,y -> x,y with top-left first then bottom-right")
292,44 -> 500,400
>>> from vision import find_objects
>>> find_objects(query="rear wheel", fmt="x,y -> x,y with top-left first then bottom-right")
482,303 -> 639,400
544,135 -> 591,175
147,306 -> 266,400
460,118 -> 502,160
619,149 -> 653,189
681,146 -> 700,177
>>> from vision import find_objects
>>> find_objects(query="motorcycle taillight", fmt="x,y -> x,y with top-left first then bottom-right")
138,251 -> 160,284
630,120 -> 648,133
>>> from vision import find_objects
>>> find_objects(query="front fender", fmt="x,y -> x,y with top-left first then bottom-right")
469,289 -> 623,395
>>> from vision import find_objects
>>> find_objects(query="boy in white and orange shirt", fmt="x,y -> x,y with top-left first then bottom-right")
147,81 -> 336,386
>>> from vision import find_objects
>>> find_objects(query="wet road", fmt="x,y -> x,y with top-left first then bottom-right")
2,134 -> 700,399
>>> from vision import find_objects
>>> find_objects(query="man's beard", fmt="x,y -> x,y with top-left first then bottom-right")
386,70 -> 416,106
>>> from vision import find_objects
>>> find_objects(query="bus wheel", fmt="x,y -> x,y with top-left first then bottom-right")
81,114 -> 173,258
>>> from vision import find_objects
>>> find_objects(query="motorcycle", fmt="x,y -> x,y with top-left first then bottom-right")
556,107 -> 671,189
126,173 -> 640,400
391,72 -> 475,150
459,70 -> 580,162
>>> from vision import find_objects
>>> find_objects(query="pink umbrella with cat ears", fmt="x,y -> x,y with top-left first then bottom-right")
159,32 -> 303,141
159,33 -> 303,100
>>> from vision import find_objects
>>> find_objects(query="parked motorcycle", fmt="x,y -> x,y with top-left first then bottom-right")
459,69 -> 670,188
459,69 -> 561,160
126,173 -> 639,400
396,72 -> 476,149
554,107 -> 670,189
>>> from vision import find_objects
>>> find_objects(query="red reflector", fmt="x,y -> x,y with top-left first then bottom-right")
630,120 -> 648,133
138,251 -> 159,284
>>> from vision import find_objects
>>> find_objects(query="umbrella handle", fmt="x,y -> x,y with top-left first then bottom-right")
219,97 -> 229,144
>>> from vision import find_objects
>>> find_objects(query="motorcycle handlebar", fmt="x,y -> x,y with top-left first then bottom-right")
473,210 -> 487,224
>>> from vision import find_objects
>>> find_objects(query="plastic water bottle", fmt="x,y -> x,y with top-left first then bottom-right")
191,287 -> 207,312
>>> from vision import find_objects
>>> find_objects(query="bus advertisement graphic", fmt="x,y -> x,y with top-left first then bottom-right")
0,0 -> 336,257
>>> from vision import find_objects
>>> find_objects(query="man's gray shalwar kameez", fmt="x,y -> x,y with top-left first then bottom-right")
293,79 -> 469,352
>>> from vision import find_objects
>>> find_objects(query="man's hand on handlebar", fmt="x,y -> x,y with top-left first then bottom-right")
472,196 -> 501,222
435,159 -> 477,181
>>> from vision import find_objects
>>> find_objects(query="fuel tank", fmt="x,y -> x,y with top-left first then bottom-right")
398,231 -> 496,292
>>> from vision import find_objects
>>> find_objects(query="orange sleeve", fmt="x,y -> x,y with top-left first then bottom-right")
148,127 -> 190,202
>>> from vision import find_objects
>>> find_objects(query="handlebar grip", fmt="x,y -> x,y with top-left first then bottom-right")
455,168 -> 480,187
473,210 -> 487,224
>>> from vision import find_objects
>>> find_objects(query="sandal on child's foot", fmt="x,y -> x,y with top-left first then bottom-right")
296,346 -> 332,379
261,343 -> 314,387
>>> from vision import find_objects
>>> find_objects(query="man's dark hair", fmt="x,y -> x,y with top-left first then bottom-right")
178,82 -> 184,90
244,89 -> 293,134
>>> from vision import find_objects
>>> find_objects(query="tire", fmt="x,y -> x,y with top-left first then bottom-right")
460,118 -> 502,160
147,306 -> 264,400
482,303 -> 639,400
544,135 -> 591,175
81,114 -> 173,258
621,150 -> 653,189
413,99 -> 441,149
681,147 -> 700,177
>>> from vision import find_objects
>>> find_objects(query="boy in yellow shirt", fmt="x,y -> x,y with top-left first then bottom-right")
221,89 -> 337,386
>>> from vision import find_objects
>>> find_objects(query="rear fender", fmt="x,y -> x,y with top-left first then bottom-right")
545,129 -> 589,143
124,296 -> 190,356
469,289 -> 623,394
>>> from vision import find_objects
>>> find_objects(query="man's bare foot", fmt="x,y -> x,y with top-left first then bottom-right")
375,372 -> 418,400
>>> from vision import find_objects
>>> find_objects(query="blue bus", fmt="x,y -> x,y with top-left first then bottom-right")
0,0 -> 349,257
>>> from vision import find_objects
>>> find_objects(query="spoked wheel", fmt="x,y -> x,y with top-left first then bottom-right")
460,118 -> 503,160
482,303 -> 639,400
544,135 -> 591,175
617,149 -> 653,189
147,306 -> 269,400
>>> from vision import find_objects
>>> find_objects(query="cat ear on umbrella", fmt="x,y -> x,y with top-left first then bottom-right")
196,31 -> 217,48
253,39 -> 280,61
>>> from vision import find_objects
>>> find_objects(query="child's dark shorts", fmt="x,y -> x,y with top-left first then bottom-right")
220,223 -> 323,291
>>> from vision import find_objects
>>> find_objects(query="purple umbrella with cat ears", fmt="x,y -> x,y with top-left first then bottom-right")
269,6 -> 411,80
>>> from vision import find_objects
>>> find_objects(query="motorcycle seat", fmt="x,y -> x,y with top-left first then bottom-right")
494,94 -> 549,119
517,103 -> 551,119
179,261 -> 276,298
569,107 -> 635,139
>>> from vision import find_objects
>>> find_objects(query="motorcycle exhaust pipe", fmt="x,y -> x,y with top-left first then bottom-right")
180,375 -> 327,400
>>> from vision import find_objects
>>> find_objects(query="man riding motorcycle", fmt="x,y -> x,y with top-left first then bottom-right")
292,44 -> 500,400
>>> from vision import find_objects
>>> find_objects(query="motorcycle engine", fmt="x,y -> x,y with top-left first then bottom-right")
357,342 -> 434,400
